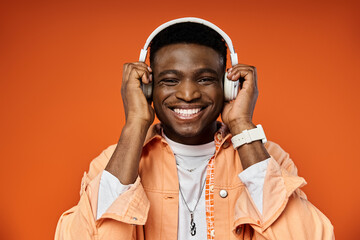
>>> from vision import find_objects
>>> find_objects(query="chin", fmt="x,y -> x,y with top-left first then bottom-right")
163,122 -> 217,144
172,125 -> 201,137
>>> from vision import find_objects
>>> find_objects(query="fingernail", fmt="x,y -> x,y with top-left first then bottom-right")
147,66 -> 152,72
228,68 -> 232,73
149,74 -> 153,82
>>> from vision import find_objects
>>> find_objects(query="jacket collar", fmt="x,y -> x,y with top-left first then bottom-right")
143,122 -> 231,147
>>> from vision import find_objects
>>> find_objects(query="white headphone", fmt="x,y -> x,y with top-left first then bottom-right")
139,17 -> 239,101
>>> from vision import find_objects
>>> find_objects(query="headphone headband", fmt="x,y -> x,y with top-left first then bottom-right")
139,17 -> 238,66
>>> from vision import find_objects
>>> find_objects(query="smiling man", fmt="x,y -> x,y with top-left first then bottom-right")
55,19 -> 334,240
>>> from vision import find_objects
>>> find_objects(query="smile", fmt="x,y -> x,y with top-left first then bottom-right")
170,107 -> 206,120
173,108 -> 201,116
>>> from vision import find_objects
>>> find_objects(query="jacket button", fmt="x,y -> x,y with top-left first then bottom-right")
210,185 -> 214,192
210,229 -> 215,237
219,189 -> 228,198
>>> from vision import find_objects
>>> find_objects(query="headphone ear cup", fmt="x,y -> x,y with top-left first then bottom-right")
224,72 -> 239,101
141,82 -> 153,99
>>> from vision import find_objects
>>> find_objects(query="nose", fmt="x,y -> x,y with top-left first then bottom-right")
175,80 -> 201,102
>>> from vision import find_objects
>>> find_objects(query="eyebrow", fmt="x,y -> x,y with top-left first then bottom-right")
158,70 -> 183,78
193,68 -> 219,76
157,68 -> 219,78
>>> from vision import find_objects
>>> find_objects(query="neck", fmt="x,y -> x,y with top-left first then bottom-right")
163,121 -> 218,145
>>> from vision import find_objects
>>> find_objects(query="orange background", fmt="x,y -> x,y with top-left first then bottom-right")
1,0 -> 359,239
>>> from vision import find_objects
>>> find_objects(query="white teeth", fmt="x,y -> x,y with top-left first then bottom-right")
173,108 -> 201,116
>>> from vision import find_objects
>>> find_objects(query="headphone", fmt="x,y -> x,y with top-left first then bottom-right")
139,17 -> 239,101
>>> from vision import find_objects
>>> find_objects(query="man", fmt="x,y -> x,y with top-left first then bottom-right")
55,19 -> 334,239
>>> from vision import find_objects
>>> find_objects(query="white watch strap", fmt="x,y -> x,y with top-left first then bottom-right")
231,124 -> 267,149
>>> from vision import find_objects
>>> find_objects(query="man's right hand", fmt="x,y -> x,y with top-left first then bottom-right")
121,62 -> 154,128
105,62 -> 155,185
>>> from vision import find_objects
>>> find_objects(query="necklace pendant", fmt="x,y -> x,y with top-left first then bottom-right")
190,212 -> 196,236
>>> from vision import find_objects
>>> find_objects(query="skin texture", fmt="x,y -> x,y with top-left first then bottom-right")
105,43 -> 270,184
152,44 -> 224,145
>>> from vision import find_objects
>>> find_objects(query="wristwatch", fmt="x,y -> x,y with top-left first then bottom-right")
231,124 -> 267,149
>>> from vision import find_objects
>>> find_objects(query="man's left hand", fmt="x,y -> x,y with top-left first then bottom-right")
221,64 -> 258,135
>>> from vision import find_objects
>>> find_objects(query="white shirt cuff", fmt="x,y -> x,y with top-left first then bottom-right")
238,158 -> 270,214
96,170 -> 133,220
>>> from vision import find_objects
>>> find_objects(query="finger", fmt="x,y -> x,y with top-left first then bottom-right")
253,68 -> 258,88
228,68 -> 253,81
227,66 -> 251,78
127,64 -> 152,84
134,64 -> 152,83
131,62 -> 153,75
132,68 -> 150,84
124,62 -> 151,77
122,63 -> 133,88
228,64 -> 254,71
131,61 -> 151,69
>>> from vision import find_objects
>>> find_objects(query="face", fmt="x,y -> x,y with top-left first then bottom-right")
152,43 -> 225,145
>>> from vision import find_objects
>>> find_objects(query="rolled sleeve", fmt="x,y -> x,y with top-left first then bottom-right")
97,170 -> 133,220
238,158 -> 270,214
86,171 -> 150,225
233,148 -> 334,239
261,157 -> 307,228
234,157 -> 306,227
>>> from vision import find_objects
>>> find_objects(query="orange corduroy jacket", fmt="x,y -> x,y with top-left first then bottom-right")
55,124 -> 334,240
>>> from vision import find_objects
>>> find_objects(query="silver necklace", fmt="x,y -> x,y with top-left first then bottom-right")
176,159 -> 209,173
176,163 -> 198,172
178,177 -> 207,236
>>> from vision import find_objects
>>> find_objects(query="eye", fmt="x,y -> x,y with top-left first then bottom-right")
198,77 -> 216,85
159,78 -> 179,86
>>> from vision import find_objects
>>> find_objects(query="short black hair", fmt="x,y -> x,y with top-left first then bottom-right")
149,22 -> 227,68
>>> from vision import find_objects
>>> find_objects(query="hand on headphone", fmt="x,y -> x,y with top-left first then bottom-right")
121,62 -> 155,128
221,64 -> 258,135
